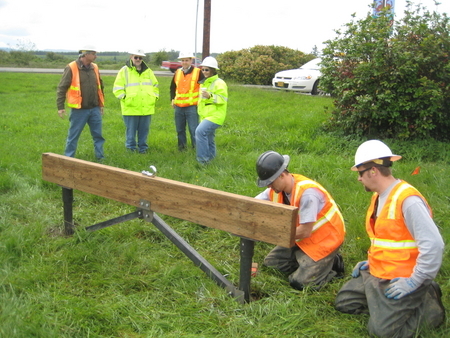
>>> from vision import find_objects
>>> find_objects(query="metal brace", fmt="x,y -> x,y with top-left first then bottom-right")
139,199 -> 154,221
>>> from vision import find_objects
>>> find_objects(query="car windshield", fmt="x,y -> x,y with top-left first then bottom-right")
300,58 -> 321,70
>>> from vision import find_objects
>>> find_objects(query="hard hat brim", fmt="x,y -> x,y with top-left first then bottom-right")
129,51 -> 146,57
257,155 -> 290,187
351,154 -> 402,171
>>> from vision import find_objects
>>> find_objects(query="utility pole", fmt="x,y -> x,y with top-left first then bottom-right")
202,0 -> 211,59
195,0 -> 200,65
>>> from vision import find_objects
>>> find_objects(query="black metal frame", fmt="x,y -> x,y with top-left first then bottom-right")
61,188 -> 255,303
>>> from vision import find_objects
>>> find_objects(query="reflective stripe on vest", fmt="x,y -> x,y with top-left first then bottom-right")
121,67 -> 157,90
292,179 -> 344,235
387,183 -> 411,219
67,61 -> 104,108
174,67 -> 201,107
370,238 -> 418,249
309,204 -> 341,234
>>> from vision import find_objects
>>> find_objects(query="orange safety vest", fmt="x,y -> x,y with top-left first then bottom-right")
269,174 -> 345,261
67,61 -> 104,108
366,180 -> 431,280
173,67 -> 201,107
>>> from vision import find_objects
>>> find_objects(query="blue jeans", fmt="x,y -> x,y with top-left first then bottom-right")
65,107 -> 105,159
195,119 -> 220,163
174,105 -> 199,150
123,115 -> 151,153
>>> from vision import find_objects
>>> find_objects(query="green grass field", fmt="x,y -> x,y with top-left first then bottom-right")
0,72 -> 449,337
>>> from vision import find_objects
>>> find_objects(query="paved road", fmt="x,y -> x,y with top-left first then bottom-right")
0,67 -> 172,76
0,67 -> 274,90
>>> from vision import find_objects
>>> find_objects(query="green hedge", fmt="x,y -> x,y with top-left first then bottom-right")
218,45 -> 315,85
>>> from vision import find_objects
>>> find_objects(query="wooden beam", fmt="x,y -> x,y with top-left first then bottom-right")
42,153 -> 297,247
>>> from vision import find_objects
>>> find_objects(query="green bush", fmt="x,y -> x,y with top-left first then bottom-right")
218,45 -> 314,85
151,49 -> 181,67
320,3 -> 450,141
8,50 -> 37,66
0,50 -> 11,65
45,52 -> 68,63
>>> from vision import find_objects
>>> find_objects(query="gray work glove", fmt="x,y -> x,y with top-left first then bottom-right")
351,260 -> 369,278
385,277 -> 420,299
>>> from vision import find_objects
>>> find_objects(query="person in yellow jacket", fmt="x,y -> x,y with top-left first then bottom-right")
255,150 -> 346,290
196,56 -> 228,164
56,46 -> 105,160
113,50 -> 159,153
335,140 -> 445,338
170,52 -> 204,151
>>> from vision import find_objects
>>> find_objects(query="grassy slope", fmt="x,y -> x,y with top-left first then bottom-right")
0,73 -> 449,337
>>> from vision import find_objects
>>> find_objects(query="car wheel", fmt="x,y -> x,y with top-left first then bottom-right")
311,80 -> 320,95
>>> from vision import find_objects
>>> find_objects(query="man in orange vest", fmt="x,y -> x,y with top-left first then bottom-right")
57,46 -> 105,160
255,150 -> 346,290
170,52 -> 204,151
335,140 -> 445,338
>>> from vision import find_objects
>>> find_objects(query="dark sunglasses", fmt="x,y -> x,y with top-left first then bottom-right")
201,68 -> 211,72
358,167 -> 372,177
133,56 -> 143,60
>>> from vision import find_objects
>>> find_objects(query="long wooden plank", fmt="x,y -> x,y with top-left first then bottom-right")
42,153 -> 297,247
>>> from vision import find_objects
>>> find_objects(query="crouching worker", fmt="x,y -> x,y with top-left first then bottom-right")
335,140 -> 445,338
255,150 -> 346,290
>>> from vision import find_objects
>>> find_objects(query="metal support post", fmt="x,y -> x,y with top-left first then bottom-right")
62,187 -> 74,235
239,237 -> 255,303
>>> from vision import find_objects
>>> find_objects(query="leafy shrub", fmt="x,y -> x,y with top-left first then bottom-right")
151,49 -> 180,67
8,51 -> 37,66
45,52 -> 68,63
0,50 -> 11,66
218,45 -> 314,85
151,49 -> 169,67
320,3 -> 450,141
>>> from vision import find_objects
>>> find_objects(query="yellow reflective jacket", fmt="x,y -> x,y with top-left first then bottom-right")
198,75 -> 228,125
113,61 -> 159,116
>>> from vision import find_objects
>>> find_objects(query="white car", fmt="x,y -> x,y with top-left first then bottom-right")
272,58 -> 322,95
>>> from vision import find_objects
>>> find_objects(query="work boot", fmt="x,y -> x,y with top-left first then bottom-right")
332,253 -> 345,278
430,281 -> 446,323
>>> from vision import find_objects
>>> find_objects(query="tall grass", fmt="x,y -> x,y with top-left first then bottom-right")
0,72 -> 449,337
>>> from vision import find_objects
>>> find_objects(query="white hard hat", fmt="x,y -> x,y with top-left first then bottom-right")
129,49 -> 146,57
351,140 -> 402,171
79,45 -> 97,53
178,52 -> 195,59
200,56 -> 219,69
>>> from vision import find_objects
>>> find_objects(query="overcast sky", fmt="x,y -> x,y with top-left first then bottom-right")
0,0 -> 448,55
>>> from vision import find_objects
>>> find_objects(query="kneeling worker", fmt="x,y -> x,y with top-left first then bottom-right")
335,140 -> 445,338
255,150 -> 346,290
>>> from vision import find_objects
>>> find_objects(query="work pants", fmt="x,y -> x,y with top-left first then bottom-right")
65,107 -> 105,159
195,119 -> 220,164
335,269 -> 445,338
264,244 -> 338,290
123,115 -> 151,153
174,105 -> 199,150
